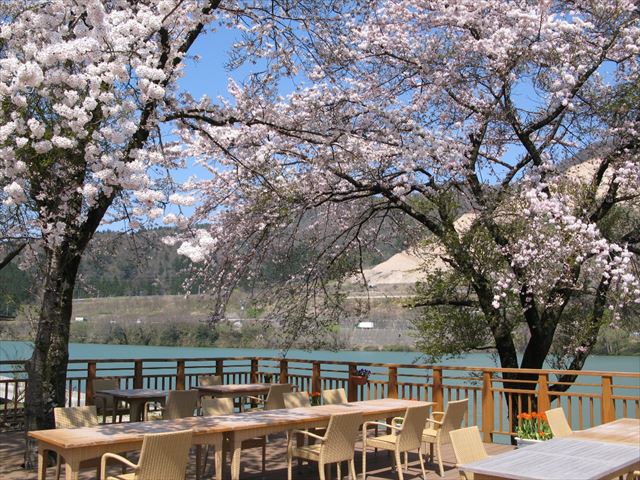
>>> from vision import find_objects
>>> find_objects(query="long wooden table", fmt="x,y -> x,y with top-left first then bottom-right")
29,398 -> 432,480
196,383 -> 273,411
95,388 -> 167,422
571,418 -> 640,445
461,418 -> 640,480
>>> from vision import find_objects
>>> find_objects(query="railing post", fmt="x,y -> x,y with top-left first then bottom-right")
388,365 -> 398,399
481,370 -> 494,443
250,358 -> 259,383
176,360 -> 185,390
134,360 -> 143,389
348,363 -> 358,402
215,359 -> 224,381
279,359 -> 289,384
312,361 -> 321,394
537,373 -> 550,413
432,366 -> 444,412
601,375 -> 615,423
86,361 -> 96,406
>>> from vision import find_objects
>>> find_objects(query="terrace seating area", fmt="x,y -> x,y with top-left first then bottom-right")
0,356 -> 638,479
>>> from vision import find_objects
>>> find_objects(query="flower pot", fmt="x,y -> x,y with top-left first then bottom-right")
352,375 -> 368,385
515,437 -> 543,448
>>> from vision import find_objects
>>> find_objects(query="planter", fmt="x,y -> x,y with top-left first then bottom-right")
352,375 -> 369,385
515,437 -> 544,448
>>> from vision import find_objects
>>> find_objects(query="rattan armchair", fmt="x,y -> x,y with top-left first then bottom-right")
283,391 -> 312,409
287,411 -> 362,480
199,375 -> 223,386
422,398 -> 468,477
100,429 -> 193,480
54,406 -> 102,480
545,407 -> 573,438
144,390 -> 198,421
449,426 -> 488,480
362,404 -> 430,480
245,383 -> 293,410
321,388 -> 347,405
199,397 -> 267,476
93,378 -> 128,423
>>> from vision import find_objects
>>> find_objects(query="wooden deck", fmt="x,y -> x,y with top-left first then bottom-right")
0,430 -> 513,479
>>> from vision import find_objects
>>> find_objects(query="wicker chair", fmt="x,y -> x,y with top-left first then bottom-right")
287,411 -> 362,480
245,383 -> 293,410
54,406 -> 102,480
449,426 -> 488,480
199,397 -> 267,475
283,391 -> 311,409
144,390 -> 198,421
101,429 -> 193,480
362,405 -> 430,480
545,407 -> 572,438
199,375 -> 223,386
93,378 -> 127,423
422,398 -> 469,477
321,388 -> 347,405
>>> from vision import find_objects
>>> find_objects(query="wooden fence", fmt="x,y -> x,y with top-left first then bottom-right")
1,356 -> 638,441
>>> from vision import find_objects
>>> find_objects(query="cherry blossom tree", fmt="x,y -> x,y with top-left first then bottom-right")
172,0 -> 639,393
0,0 -> 237,466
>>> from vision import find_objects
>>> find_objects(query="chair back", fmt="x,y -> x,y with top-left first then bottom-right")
199,375 -> 222,387
397,405 -> 431,452
319,411 -> 363,464
438,398 -> 468,444
135,429 -> 193,480
545,407 -> 572,438
264,383 -> 293,410
202,397 -> 234,416
54,406 -> 99,429
322,388 -> 347,405
449,426 -> 488,466
163,390 -> 198,420
92,377 -> 119,410
283,391 -> 311,409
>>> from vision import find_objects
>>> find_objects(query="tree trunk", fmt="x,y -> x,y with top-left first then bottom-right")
23,248 -> 82,469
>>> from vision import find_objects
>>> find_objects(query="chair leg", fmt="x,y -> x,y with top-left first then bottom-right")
287,452 -> 293,480
337,461 -> 341,480
319,461 -> 326,480
362,436 -> 367,480
418,449 -> 427,480
350,459 -> 358,480
394,450 -> 404,480
404,451 -> 408,472
436,441 -> 444,477
429,442 -> 434,464
261,441 -> 266,473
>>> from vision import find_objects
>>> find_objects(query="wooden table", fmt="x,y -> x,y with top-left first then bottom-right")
571,418 -> 640,445
30,398 -> 431,480
95,388 -> 166,422
220,398 -> 433,479
461,437 -> 640,480
196,383 -> 272,411
29,416 -> 224,480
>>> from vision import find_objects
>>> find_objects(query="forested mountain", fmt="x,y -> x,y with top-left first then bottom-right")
0,225 -> 406,315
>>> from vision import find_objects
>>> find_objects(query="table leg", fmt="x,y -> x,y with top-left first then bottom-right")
37,444 -> 46,480
129,399 -> 142,422
64,456 -> 80,480
214,444 -> 223,480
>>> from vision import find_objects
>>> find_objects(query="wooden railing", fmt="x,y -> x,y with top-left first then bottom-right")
1,356 -> 638,442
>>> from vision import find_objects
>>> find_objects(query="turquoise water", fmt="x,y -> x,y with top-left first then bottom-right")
1,340 -> 639,372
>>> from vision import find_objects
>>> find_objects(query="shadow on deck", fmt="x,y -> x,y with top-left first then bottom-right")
0,430 -> 513,479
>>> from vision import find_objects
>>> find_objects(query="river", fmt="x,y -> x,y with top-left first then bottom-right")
2,340 -> 638,372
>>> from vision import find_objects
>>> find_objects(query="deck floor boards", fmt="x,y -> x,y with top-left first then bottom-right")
1,430 -> 513,479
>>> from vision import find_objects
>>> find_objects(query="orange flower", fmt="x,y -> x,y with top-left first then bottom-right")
522,413 -> 532,421
531,412 -> 538,419
311,392 -> 321,397
539,413 -> 547,421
